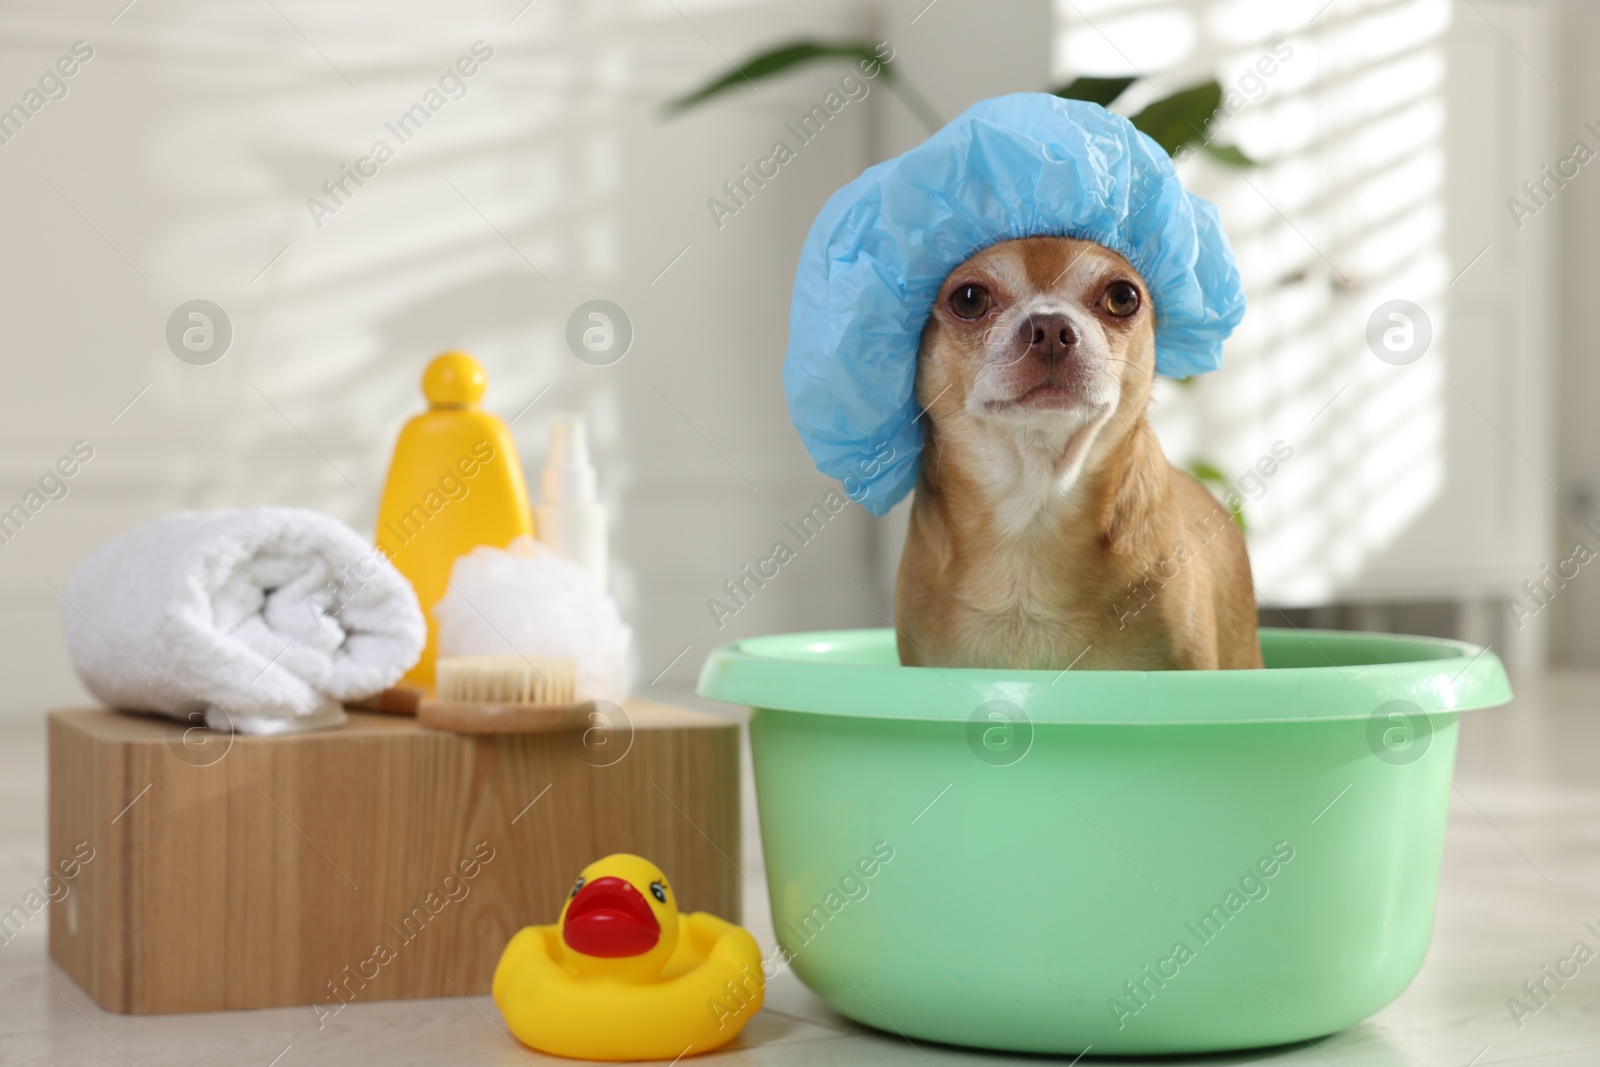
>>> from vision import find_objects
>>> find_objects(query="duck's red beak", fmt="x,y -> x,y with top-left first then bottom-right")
562,876 -> 661,958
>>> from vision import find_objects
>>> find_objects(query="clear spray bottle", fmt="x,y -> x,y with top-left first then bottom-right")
535,414 -> 607,591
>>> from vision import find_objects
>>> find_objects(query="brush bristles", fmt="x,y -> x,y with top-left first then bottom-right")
435,655 -> 577,705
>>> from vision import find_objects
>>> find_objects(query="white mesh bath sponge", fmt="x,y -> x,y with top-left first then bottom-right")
433,537 -> 633,703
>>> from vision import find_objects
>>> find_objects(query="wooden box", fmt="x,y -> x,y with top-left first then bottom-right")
47,702 -> 741,1016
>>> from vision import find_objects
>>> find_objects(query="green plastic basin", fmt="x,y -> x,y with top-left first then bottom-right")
697,627 -> 1511,1056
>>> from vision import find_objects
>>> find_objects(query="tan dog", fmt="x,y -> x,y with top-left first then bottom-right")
894,237 -> 1262,671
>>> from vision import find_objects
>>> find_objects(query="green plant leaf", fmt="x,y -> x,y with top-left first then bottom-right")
664,40 -> 890,116
1201,142 -> 1256,167
1129,80 -> 1222,156
1049,75 -> 1138,108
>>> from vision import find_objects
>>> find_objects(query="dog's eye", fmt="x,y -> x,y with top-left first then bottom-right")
949,284 -> 991,320
1103,281 -> 1141,317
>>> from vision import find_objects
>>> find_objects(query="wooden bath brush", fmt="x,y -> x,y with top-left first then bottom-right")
417,654 -> 583,733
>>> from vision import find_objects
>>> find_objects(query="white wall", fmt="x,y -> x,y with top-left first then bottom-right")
1550,0 -> 1600,666
0,0 -> 929,716
0,0 -> 1570,718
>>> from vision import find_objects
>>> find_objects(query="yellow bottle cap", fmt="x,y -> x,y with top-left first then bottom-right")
423,351 -> 486,408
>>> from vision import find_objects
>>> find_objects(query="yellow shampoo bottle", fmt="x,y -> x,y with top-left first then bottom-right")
376,352 -> 533,690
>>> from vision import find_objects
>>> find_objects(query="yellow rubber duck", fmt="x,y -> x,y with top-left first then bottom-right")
493,853 -> 764,1061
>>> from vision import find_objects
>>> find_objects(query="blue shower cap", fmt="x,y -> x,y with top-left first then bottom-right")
783,93 -> 1246,516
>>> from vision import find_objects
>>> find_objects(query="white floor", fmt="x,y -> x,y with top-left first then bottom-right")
3,673 -> 1598,1066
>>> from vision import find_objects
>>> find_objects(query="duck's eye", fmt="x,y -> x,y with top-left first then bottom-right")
1102,281 -> 1141,317
949,284 -> 991,320
650,881 -> 667,904
570,877 -> 585,898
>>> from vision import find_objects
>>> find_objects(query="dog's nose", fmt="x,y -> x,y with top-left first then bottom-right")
1021,313 -> 1077,361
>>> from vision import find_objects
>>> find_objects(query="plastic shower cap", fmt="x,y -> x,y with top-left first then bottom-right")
783,92 -> 1247,516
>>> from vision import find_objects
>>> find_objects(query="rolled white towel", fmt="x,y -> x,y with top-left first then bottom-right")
60,507 -> 425,734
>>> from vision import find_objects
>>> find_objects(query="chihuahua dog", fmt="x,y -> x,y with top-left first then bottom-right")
894,236 -> 1262,671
